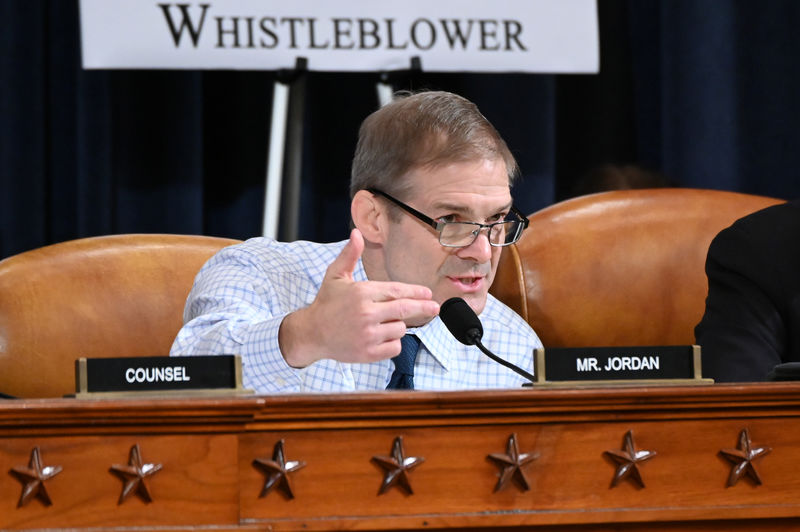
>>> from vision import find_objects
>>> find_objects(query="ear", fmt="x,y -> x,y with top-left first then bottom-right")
351,189 -> 387,244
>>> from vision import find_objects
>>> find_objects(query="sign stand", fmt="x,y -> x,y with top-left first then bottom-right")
265,56 -> 423,240
376,56 -> 422,107
262,57 -> 308,240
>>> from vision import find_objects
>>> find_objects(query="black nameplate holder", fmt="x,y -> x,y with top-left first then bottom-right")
532,345 -> 712,387
74,355 -> 252,398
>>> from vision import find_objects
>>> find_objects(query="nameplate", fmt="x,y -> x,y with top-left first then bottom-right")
74,355 -> 251,397
533,346 -> 711,386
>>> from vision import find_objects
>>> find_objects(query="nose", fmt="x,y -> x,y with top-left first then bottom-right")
456,227 -> 493,263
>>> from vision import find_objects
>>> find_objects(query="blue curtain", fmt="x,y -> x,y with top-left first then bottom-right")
2,0 -> 800,259
628,0 -> 800,197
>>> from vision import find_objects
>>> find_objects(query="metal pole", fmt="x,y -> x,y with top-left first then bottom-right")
262,58 -> 308,239
262,80 -> 289,239
279,66 -> 307,242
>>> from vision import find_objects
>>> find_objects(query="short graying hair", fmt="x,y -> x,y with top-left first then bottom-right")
350,91 -> 518,200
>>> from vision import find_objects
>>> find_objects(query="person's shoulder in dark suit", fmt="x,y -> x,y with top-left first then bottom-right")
695,199 -> 800,382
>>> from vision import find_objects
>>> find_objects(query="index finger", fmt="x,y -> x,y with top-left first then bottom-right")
364,280 -> 434,303
371,298 -> 440,325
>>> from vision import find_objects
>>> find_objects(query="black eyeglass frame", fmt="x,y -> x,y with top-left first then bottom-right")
367,188 -> 529,248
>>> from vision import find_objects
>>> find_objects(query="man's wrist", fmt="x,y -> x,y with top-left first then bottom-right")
278,307 -> 320,368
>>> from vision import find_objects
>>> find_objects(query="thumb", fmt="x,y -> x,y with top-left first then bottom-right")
327,229 -> 364,281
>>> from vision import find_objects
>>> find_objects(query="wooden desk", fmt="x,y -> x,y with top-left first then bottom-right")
2,384 -> 800,530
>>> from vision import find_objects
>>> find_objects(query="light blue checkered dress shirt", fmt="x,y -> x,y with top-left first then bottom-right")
170,237 -> 542,393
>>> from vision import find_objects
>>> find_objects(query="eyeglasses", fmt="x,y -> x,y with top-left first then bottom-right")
368,188 -> 529,248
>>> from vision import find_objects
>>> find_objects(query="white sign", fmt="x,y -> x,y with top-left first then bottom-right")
79,0 -> 598,73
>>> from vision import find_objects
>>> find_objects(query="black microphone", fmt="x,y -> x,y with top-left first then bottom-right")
439,297 -> 535,384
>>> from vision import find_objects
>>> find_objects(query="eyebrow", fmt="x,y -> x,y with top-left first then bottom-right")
430,200 -> 514,217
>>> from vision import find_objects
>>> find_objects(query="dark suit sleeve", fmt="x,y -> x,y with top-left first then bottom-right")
695,222 -> 787,382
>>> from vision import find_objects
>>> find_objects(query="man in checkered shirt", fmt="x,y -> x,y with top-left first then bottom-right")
171,91 -> 542,393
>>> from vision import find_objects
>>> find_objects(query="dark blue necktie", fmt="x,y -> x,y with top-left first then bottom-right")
386,334 -> 420,390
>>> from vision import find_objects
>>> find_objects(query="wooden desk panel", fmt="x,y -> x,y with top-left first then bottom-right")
2,385 -> 800,530
0,434 -> 239,529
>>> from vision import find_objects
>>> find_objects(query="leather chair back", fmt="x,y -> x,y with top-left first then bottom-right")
491,189 -> 784,347
0,234 -> 239,398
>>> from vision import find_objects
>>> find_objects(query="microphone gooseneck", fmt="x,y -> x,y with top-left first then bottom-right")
439,297 -> 535,384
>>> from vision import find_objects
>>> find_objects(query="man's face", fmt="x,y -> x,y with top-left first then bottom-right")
381,158 -> 512,319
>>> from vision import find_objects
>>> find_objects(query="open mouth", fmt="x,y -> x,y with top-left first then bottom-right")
449,276 -> 484,291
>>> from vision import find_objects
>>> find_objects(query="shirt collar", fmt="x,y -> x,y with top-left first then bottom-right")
407,316 -> 462,372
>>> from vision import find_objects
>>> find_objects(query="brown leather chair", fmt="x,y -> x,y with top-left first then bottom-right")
491,188 -> 784,347
0,234 -> 240,398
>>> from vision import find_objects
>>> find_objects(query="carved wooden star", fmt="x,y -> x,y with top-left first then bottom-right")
604,430 -> 657,488
371,436 -> 425,495
487,433 -> 539,492
253,439 -> 306,499
10,446 -> 63,507
719,428 -> 771,487
110,444 -> 163,504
